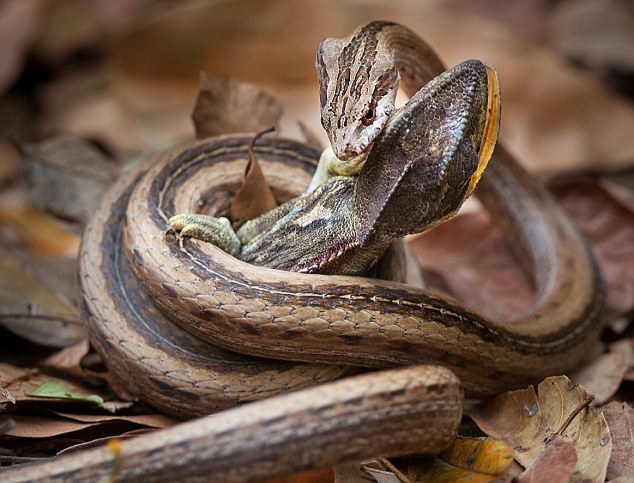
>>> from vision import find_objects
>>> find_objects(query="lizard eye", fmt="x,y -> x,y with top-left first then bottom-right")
361,103 -> 376,126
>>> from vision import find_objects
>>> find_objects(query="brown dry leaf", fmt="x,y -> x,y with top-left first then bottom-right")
408,436 -> 513,482
0,248 -> 84,347
19,135 -> 117,224
42,339 -> 90,378
3,409 -> 176,439
570,340 -> 633,405
469,376 -> 611,482
0,363 -> 106,407
192,72 -> 283,139
549,175 -> 634,323
408,211 -> 532,321
601,401 -> 634,480
4,414 -> 123,439
517,435 -> 577,483
48,411 -> 176,429
230,129 -> 278,225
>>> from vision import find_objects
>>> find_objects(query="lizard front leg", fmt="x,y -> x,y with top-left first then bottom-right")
168,214 -> 241,256
168,192 -> 298,255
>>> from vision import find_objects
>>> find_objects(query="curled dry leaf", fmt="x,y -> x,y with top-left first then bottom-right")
42,339 -> 90,379
192,72 -> 283,139
570,340 -> 633,405
601,401 -> 633,480
19,135 -> 117,225
469,376 -> 611,482
0,248 -> 84,347
517,435 -> 577,483
230,129 -> 278,225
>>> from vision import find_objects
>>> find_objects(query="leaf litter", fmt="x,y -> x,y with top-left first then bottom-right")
0,1 -> 633,482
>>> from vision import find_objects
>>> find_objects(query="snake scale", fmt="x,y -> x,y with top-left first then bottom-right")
2,21 -> 602,482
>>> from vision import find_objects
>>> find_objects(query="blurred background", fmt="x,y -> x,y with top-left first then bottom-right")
0,2 -> 632,471
1,0 -> 633,176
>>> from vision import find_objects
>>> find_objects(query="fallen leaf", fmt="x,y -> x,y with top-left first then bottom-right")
26,380 -> 103,405
409,457 -> 509,483
42,339 -> 90,378
0,248 -> 84,347
0,363 -> 106,406
570,340 -> 632,404
3,409 -> 176,439
438,436 -> 514,475
517,435 -> 577,483
408,436 -> 514,482
601,401 -> 634,479
2,414 -> 119,439
192,72 -> 283,139
230,128 -> 278,225
49,410 -> 176,429
19,135 -> 117,224
469,376 -> 611,482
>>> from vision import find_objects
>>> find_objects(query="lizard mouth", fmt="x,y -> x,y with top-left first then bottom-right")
331,142 -> 374,176
466,65 -> 500,195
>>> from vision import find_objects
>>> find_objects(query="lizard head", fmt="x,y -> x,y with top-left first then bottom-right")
316,30 -> 400,162
355,59 -> 501,243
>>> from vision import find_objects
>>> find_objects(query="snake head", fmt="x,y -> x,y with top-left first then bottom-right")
316,29 -> 400,162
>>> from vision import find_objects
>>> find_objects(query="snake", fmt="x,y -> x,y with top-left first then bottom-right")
2,21 -> 602,483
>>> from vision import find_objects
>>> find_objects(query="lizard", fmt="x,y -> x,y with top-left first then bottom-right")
168,58 -> 498,276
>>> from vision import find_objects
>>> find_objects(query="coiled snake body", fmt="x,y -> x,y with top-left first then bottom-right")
3,21 -> 602,483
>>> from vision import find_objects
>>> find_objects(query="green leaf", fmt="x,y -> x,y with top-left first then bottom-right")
26,379 -> 103,404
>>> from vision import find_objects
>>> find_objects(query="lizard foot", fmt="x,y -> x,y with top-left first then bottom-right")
168,214 -> 241,257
